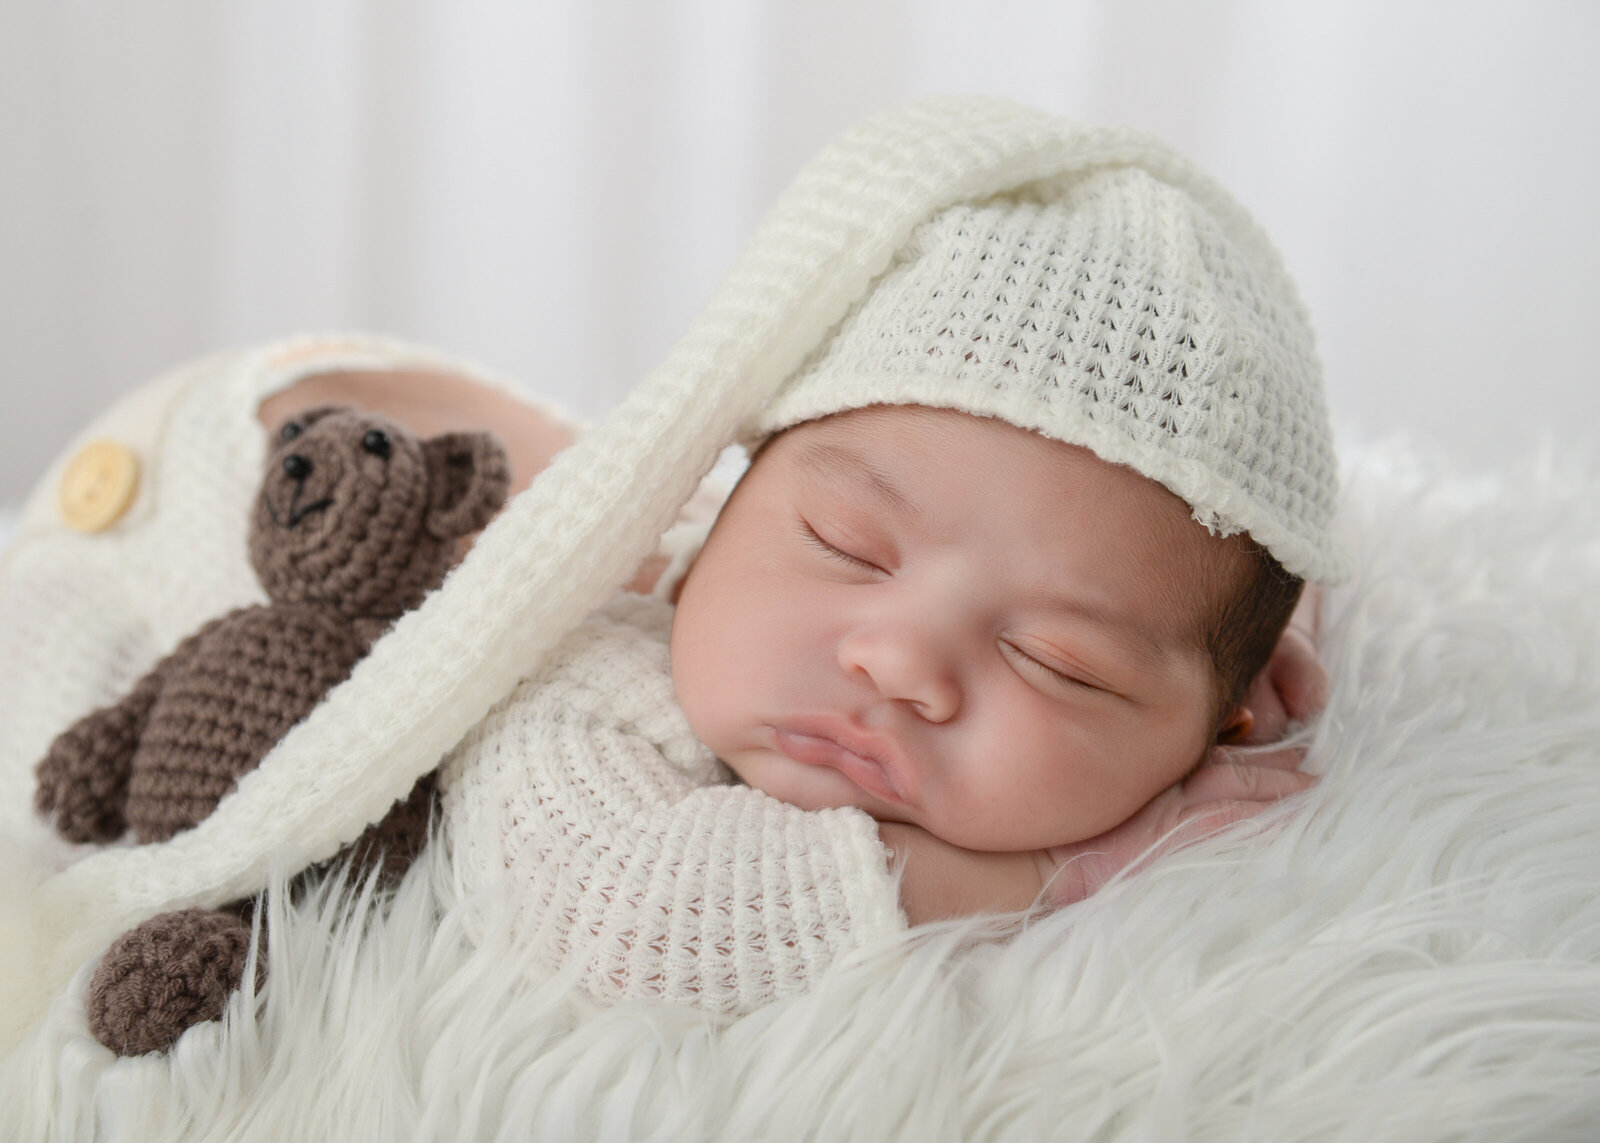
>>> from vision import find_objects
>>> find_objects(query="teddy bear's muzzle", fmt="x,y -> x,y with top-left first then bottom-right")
262,452 -> 336,529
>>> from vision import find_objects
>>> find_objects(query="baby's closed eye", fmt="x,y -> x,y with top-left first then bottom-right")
796,517 -> 886,576
999,638 -> 1112,695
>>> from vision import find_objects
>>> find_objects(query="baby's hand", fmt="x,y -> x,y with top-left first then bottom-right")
1041,742 -> 1315,907
881,741 -> 1313,923
880,821 -> 1056,924
883,741 -> 1314,923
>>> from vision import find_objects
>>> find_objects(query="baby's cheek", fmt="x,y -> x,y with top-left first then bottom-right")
956,712 -> 1139,850
669,621 -> 723,753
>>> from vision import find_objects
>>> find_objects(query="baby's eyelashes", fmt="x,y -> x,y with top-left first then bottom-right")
796,518 -> 885,576
1000,639 -> 1112,697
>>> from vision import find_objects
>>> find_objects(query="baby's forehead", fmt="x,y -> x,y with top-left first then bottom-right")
758,404 -> 1248,595
764,404 -> 1183,514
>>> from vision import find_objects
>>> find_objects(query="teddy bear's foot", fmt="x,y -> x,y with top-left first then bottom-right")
86,905 -> 262,1056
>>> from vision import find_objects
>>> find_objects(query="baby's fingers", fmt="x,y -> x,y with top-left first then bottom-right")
1210,737 -> 1307,773
1268,626 -> 1328,721
1182,760 -> 1316,805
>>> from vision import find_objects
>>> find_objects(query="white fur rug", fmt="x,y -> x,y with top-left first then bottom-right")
3,441 -> 1599,1141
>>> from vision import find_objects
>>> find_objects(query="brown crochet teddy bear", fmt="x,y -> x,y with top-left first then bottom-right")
34,404 -> 510,1056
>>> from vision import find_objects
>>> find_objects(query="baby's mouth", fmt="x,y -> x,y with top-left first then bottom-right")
770,723 -> 911,805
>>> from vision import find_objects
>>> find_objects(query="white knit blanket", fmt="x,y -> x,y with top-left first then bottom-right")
3,441 -> 1598,1141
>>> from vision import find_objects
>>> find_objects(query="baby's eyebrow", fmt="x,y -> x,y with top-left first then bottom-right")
793,440 -> 924,522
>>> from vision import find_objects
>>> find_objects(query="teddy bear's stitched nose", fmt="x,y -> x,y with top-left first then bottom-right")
282,455 -> 312,481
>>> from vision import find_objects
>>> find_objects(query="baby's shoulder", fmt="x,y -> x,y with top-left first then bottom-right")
533,593 -> 676,689
491,592 -> 698,754
442,590 -> 722,815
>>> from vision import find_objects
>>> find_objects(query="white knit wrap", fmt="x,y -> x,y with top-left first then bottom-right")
9,96 -> 1345,1041
442,594 -> 902,1011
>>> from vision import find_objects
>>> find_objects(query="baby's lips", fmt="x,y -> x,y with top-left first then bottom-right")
771,716 -> 919,805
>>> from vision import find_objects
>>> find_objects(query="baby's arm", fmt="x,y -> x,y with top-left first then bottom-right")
879,823 -> 1055,921
887,592 -> 1327,924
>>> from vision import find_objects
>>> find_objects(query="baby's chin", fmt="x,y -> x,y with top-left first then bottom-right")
725,750 -> 1084,852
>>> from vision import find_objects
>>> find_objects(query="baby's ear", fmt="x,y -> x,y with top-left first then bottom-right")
422,431 -> 512,540
1216,705 -> 1254,745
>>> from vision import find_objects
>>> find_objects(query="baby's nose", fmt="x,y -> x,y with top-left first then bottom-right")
838,625 -> 962,723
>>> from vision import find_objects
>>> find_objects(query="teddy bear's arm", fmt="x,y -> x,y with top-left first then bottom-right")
33,633 -> 200,844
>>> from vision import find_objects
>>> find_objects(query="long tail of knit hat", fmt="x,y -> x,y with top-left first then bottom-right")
22,96 -> 1345,1038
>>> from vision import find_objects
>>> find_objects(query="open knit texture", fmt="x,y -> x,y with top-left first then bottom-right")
2,438 -> 1597,1139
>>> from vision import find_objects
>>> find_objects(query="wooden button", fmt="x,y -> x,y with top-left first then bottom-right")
58,440 -> 140,532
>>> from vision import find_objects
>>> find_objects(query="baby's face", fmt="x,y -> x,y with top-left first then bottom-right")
671,406 -> 1241,852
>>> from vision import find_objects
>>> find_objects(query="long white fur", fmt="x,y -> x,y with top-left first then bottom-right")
3,439 -> 1599,1140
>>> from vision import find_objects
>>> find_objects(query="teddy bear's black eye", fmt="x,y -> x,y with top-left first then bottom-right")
280,422 -> 303,443
362,429 -> 392,459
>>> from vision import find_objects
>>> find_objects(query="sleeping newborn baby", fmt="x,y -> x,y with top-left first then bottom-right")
439,178 -> 1345,1011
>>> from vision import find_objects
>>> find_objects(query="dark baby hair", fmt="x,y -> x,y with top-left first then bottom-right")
1201,542 -> 1305,731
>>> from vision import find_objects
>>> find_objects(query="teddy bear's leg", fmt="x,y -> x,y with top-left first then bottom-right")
34,668 -> 167,843
86,902 -> 263,1056
342,770 -> 438,887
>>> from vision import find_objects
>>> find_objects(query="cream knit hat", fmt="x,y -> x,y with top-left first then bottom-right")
759,175 -> 1341,581
18,99 -> 1346,1039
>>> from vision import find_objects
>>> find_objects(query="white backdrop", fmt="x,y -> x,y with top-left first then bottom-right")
2,0 -> 1597,506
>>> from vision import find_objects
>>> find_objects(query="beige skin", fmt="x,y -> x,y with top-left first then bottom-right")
260,374 -> 1324,924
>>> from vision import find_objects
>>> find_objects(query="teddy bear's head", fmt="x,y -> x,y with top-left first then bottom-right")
250,406 -> 510,618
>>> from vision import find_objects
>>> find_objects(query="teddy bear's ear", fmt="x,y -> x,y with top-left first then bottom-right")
269,405 -> 347,447
422,431 -> 512,540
